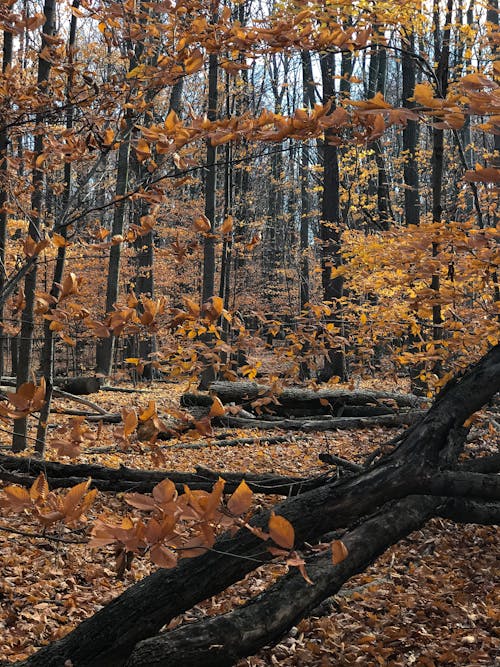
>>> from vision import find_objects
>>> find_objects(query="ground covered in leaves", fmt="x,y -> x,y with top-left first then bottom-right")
0,379 -> 498,666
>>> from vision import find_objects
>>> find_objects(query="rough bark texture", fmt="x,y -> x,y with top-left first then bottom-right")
16,344 -> 500,667
182,381 -> 425,411
0,454 -> 330,496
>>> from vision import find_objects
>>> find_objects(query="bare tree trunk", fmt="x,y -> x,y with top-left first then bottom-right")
319,52 -> 347,382
430,0 -> 452,347
0,25 -> 13,377
198,50 -> 219,390
35,2 -> 80,455
12,0 -> 57,452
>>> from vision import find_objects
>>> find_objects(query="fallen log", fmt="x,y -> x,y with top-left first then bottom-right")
220,412 -> 424,431
182,381 -> 426,412
0,453 -> 332,495
57,377 -> 103,395
16,344 -> 500,667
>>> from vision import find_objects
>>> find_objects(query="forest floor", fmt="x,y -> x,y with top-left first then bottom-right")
0,377 -> 498,666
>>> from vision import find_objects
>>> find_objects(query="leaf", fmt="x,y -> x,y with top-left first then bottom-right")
152,478 -> 177,505
269,512 -> 294,550
29,473 -> 49,502
227,480 -> 253,516
63,479 -> 91,516
331,539 -> 348,565
125,493 -> 157,511
193,214 -> 211,233
52,233 -> 68,248
463,166 -> 500,184
150,544 -> 178,568
286,553 -> 314,585
209,396 -> 225,418
122,408 -> 138,437
203,477 -> 225,520
139,401 -> 157,422
184,49 -> 203,74
221,215 -> 233,236
3,485 -> 32,512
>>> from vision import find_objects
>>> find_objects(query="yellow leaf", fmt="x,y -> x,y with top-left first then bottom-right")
269,512 -> 294,550
122,408 -> 138,437
360,312 -> 367,325
30,473 -> 49,502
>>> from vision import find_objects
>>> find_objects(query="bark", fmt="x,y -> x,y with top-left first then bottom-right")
0,453 -> 330,496
319,52 -> 346,382
220,413 -> 423,431
0,22 -> 13,376
402,33 -> 420,227
56,376 -> 102,395
198,50 -> 219,390
182,381 -> 426,410
18,344 -> 500,667
95,125 -> 131,376
12,0 -> 57,452
126,496 -> 437,667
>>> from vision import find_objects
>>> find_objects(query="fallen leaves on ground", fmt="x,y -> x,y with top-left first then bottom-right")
0,378 -> 498,665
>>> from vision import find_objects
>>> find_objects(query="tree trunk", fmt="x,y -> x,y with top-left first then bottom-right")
319,53 -> 346,382
0,24 -> 13,377
12,0 -> 57,452
198,50 -> 219,390
35,0 -> 80,456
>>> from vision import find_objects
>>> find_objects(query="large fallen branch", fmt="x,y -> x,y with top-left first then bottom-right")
183,381 -> 425,409
0,453 -> 331,495
17,344 -> 500,667
220,412 -> 424,430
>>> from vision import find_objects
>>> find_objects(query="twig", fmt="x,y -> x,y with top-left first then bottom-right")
53,389 -> 109,415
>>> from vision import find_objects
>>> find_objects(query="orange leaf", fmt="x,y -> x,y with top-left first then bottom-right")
152,478 -> 177,505
3,485 -> 32,511
125,493 -> 157,511
269,512 -> 294,550
139,401 -> 157,423
193,214 -> 211,233
122,408 -> 138,437
209,396 -> 225,418
331,539 -> 348,565
63,479 -> 91,516
221,215 -> 233,236
227,480 -> 253,516
29,473 -> 49,502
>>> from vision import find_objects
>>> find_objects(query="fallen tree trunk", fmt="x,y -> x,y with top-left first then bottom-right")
181,382 -> 427,417
18,344 -> 500,667
126,496 -> 437,667
0,453 -> 331,495
220,412 -> 424,430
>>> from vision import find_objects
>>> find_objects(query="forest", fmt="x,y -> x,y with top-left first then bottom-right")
0,0 -> 498,664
